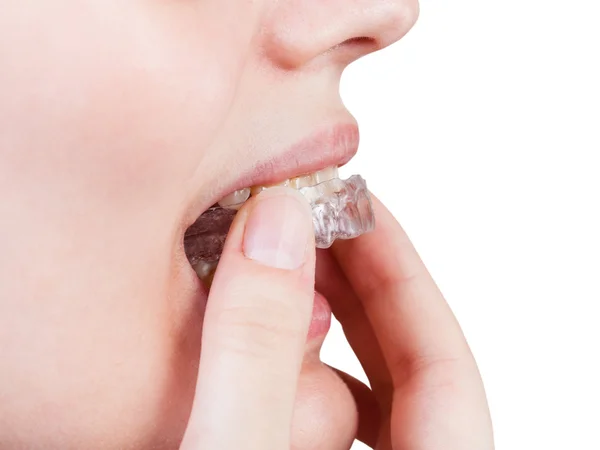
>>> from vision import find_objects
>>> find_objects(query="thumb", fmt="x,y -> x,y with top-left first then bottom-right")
180,187 -> 316,450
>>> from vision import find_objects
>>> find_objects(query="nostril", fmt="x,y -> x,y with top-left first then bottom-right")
334,1 -> 420,53
328,36 -> 379,63
341,37 -> 376,46
338,36 -> 377,51
333,36 -> 377,50
263,0 -> 419,69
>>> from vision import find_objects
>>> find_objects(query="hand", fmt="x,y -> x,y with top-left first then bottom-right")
316,195 -> 494,449
178,186 -> 493,450
179,187 -> 319,449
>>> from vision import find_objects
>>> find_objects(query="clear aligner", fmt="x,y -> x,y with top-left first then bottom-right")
299,175 -> 375,248
184,175 -> 375,279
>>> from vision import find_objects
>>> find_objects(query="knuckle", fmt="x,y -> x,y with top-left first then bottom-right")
214,285 -> 309,359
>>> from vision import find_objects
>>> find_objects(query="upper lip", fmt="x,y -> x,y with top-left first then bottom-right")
238,122 -> 359,188
196,122 -> 360,215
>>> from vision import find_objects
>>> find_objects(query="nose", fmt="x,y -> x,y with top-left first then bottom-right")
262,0 -> 419,69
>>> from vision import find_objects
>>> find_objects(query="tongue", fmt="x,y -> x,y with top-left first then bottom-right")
184,207 -> 236,265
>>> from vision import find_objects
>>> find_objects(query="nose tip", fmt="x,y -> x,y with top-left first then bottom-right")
370,0 -> 420,51
263,0 -> 420,69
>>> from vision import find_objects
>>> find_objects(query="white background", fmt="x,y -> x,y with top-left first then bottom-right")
324,0 -> 600,449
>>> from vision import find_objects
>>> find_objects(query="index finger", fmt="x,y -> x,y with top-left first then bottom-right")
331,194 -> 472,385
181,188 -> 316,450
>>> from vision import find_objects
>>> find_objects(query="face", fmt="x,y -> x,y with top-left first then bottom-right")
0,1 -> 418,448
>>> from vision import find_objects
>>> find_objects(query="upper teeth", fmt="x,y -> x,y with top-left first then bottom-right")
217,188 -> 251,209
218,166 -> 339,209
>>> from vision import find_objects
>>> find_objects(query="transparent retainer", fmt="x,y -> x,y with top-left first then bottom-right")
184,175 -> 375,284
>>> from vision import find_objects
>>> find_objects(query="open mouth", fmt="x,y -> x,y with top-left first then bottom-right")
184,164 -> 375,286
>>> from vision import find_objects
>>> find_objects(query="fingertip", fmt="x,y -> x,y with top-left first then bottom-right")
242,187 -> 314,270
184,188 -> 318,449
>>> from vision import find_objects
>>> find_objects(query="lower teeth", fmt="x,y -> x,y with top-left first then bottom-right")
184,174 -> 375,284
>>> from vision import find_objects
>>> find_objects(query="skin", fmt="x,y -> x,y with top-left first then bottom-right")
0,0 -> 493,449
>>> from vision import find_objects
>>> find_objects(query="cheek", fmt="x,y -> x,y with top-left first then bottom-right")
1,3 -> 245,214
0,4 -> 250,448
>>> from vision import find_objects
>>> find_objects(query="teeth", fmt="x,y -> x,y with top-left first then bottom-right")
184,172 -> 376,273
193,260 -> 219,287
250,186 -> 266,196
250,179 -> 290,196
218,188 -> 251,209
297,177 -> 344,203
289,174 -> 315,189
313,166 -> 339,184
273,179 -> 291,188
251,166 -> 339,195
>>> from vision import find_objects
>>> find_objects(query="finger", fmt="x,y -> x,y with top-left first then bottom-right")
180,187 -> 316,450
332,194 -> 493,448
316,249 -> 393,401
316,249 -> 393,449
330,367 -> 381,448
331,194 -> 473,386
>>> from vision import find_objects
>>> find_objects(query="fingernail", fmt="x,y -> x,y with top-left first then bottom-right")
243,187 -> 312,270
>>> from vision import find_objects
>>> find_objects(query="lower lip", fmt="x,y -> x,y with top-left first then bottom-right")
307,291 -> 332,340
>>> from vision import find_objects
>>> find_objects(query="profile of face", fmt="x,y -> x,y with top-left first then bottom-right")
0,1 -> 418,448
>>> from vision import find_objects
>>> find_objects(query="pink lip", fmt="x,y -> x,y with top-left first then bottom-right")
190,122 -> 360,221
190,124 -> 346,339
238,122 -> 359,190
307,291 -> 332,340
